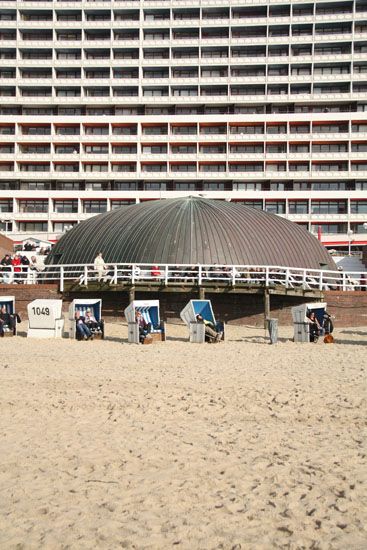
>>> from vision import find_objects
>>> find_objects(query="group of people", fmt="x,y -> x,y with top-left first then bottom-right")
0,253 -> 45,283
135,310 -> 223,345
23,242 -> 51,255
74,309 -> 103,340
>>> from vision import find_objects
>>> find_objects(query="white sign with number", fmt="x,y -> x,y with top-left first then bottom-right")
27,299 -> 63,329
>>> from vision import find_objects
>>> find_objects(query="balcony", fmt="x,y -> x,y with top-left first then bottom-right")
50,212 -> 80,220
228,152 -> 264,160
310,213 -> 349,222
14,212 -> 49,221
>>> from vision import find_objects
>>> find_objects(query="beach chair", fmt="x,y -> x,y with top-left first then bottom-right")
180,299 -> 225,343
291,302 -> 327,343
124,300 -> 166,344
68,299 -> 104,339
0,295 -> 18,336
27,299 -> 64,338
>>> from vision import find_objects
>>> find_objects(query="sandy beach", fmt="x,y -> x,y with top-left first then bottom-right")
0,323 -> 366,549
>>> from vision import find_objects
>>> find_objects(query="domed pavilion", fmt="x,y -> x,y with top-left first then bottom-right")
46,197 -> 335,270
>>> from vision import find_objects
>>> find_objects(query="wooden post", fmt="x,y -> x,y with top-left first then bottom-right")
199,287 -> 205,300
264,289 -> 270,328
129,287 -> 135,303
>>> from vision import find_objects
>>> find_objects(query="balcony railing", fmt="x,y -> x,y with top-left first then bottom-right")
1,262 -> 366,293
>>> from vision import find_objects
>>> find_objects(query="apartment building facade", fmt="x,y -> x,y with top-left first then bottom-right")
0,0 -> 366,251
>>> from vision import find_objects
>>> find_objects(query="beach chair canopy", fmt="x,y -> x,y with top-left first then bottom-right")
0,296 -> 15,314
180,300 -> 216,327
124,300 -> 161,328
69,299 -> 102,321
292,302 -> 327,325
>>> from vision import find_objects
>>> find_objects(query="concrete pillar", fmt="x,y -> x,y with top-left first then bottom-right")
264,289 -> 270,328
199,287 -> 205,300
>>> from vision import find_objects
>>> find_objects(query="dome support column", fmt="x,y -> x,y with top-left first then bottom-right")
198,287 -> 205,300
129,287 -> 135,304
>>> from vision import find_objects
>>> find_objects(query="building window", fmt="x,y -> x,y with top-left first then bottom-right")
56,126 -> 79,136
311,223 -> 347,234
84,164 -> 108,172
54,200 -> 78,213
84,145 -> 109,154
20,145 -> 50,154
173,183 -> 197,190
110,200 -> 135,209
54,164 -> 79,172
233,183 -> 262,191
171,145 -> 196,154
84,126 -> 109,135
19,164 -> 49,172
19,222 -> 48,232
289,201 -> 308,214
265,201 -> 286,214
235,200 -> 263,209
350,223 -> 367,234
53,222 -> 77,232
311,201 -> 348,214
170,164 -> 195,172
350,201 -> 367,214
18,200 -> 48,213
141,145 -> 168,154
0,199 -> 13,213
143,125 -> 168,135
112,145 -> 137,154
199,163 -> 226,172
113,182 -> 137,190
54,145 -> 79,154
111,164 -> 136,172
312,143 -> 348,153
144,183 -> 167,190
82,201 -> 107,214
202,182 -> 225,190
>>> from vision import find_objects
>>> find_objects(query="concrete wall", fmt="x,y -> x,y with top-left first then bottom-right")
1,284 -> 366,327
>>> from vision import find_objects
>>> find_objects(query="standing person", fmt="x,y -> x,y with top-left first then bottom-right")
93,252 -> 108,282
11,252 -> 22,283
0,254 -> 12,284
29,255 -> 45,283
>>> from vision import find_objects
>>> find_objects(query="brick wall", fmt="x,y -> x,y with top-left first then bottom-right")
324,290 -> 367,327
1,285 -> 366,327
0,284 -> 62,320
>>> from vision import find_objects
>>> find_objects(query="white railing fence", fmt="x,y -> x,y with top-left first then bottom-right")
1,262 -> 366,293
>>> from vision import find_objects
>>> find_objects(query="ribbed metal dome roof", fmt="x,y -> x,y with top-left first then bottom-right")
47,197 -> 335,270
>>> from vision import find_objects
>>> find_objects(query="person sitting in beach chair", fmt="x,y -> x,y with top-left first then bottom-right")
84,308 -> 104,335
196,314 -> 223,343
0,304 -> 19,336
307,311 -> 321,343
74,310 -> 93,340
136,310 -> 152,344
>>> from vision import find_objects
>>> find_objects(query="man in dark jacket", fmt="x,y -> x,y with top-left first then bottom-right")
0,304 -> 17,336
